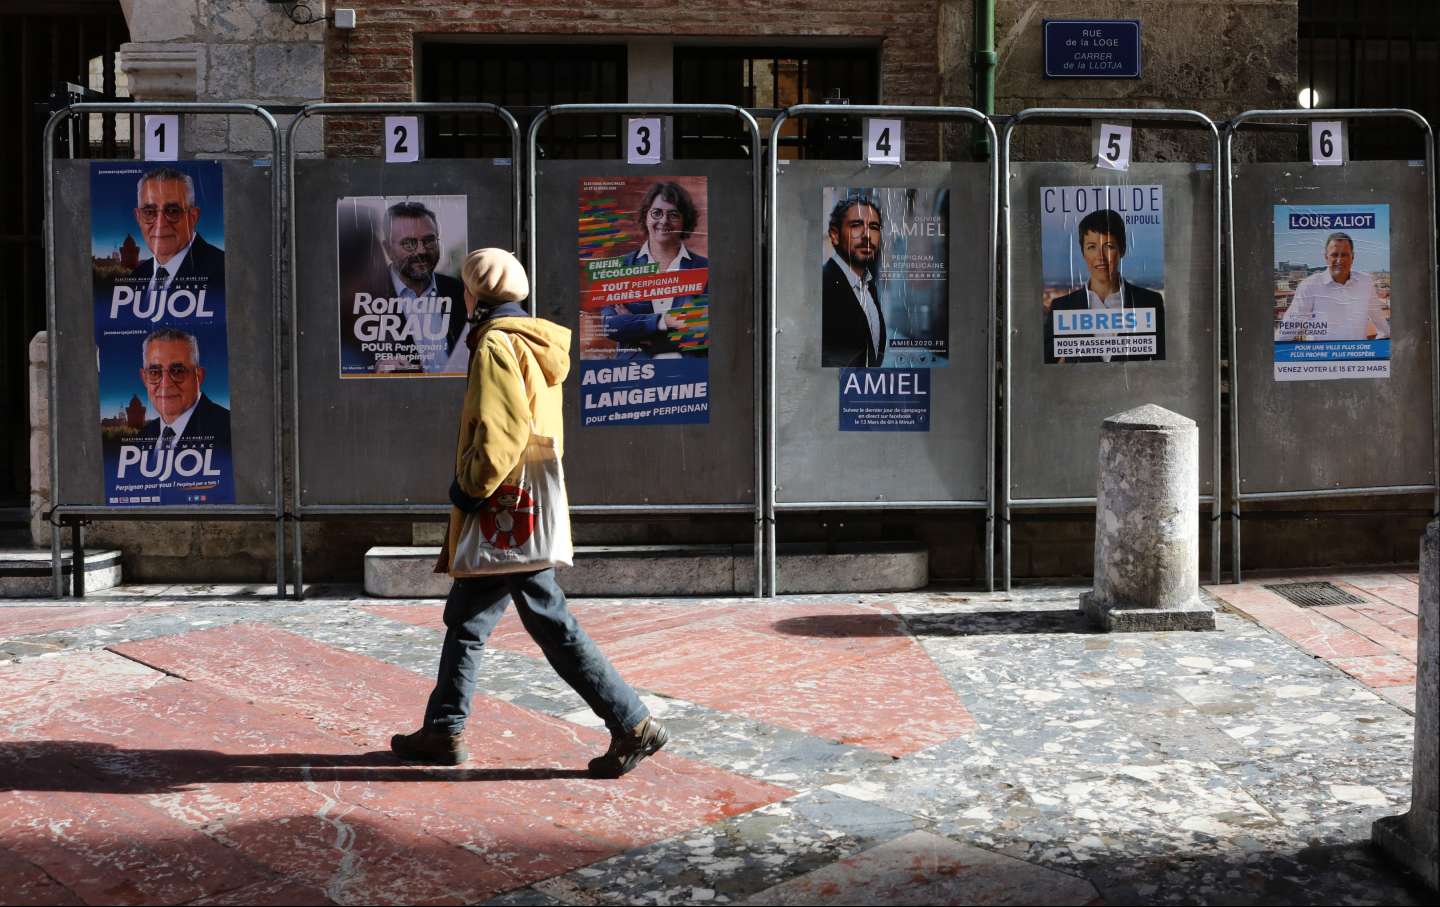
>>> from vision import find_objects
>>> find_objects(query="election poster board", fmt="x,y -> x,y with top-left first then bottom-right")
577,176 -> 710,426
90,161 -> 235,505
336,194 -> 468,378
1040,184 -> 1166,364
821,187 -> 948,431
1272,204 -> 1392,381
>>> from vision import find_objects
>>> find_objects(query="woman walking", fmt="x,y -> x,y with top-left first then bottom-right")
390,248 -> 668,778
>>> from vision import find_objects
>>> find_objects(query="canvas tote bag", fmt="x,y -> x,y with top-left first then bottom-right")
450,331 -> 574,575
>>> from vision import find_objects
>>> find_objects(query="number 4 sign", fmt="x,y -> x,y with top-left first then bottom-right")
627,118 -> 661,165
1095,122 -> 1132,172
866,118 -> 903,165
1311,121 -> 1345,166
384,116 -> 420,163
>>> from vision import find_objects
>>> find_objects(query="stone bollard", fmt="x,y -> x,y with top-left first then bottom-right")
1080,404 -> 1214,632
1372,520 -> 1439,891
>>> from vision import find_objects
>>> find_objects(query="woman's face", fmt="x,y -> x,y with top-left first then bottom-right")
1081,231 -> 1123,287
645,196 -> 684,246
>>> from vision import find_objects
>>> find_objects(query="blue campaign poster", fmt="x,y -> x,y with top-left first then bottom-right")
91,161 -> 234,505
838,368 -> 931,432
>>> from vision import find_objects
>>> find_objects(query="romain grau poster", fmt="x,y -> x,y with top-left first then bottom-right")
91,161 -> 234,505
1272,204 -> 1392,381
1041,184 -> 1166,364
821,187 -> 949,368
577,176 -> 710,426
336,195 -> 468,377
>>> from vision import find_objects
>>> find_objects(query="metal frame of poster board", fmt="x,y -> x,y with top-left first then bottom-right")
765,104 -> 1000,597
1223,108 -> 1440,582
525,104 -> 766,596
284,102 -> 522,597
1001,108 -> 1223,590
42,102 -> 285,599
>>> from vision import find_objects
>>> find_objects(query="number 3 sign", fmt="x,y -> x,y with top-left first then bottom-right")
627,118 -> 662,165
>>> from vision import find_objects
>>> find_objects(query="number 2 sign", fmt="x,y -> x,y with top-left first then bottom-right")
385,116 -> 420,163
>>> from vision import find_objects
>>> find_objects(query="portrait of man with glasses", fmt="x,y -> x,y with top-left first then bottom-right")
130,166 -> 226,294
134,326 -> 232,455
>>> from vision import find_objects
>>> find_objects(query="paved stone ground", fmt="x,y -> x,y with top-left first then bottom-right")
0,575 -> 1430,905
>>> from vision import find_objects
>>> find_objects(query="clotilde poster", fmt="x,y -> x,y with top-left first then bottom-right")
1272,204 -> 1392,381
91,161 -> 234,505
821,186 -> 949,369
577,176 -> 710,426
336,195 -> 468,377
1041,184 -> 1166,364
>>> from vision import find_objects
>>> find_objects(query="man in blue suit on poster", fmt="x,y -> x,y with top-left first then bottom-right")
135,327 -> 232,453
129,167 -> 225,293
599,181 -> 708,358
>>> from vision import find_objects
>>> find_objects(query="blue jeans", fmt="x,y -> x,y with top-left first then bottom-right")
423,568 -> 648,738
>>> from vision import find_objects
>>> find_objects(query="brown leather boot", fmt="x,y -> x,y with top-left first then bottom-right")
390,726 -> 468,765
588,717 -> 670,778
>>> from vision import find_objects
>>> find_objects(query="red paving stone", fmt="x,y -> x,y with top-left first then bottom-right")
0,606 -> 139,639
366,601 -> 975,757
1326,653 -> 1418,688
109,625 -> 789,844
1206,573 -> 1420,709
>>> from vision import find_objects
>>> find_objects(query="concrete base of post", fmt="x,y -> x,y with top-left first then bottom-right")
1082,404 -> 1214,633
1372,520 -> 1439,891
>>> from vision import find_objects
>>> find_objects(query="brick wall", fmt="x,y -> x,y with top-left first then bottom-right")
323,0 -> 942,157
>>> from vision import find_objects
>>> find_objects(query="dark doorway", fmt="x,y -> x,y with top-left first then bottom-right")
1299,0 -> 1440,159
1,2 -> 130,518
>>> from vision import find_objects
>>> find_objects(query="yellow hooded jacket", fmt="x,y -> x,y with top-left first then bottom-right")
437,315 -> 571,575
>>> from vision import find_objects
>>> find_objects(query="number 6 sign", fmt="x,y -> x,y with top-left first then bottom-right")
1311,121 -> 1345,166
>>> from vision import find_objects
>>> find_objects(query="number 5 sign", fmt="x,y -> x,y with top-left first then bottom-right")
627,118 -> 661,165
1311,121 -> 1345,166
1095,122 -> 1132,172
865,118 -> 903,165
384,116 -> 420,163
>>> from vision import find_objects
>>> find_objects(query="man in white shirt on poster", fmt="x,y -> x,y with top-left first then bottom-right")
1276,232 -> 1390,342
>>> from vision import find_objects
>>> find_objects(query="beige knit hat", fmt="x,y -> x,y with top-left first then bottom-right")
460,248 -> 529,305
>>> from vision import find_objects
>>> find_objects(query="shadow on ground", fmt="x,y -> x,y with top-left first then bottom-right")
773,609 -> 1097,638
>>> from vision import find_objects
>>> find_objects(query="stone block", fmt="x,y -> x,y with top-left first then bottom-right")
365,547 -> 452,598
1084,405 -> 1213,631
87,520 -> 194,559
202,0 -> 314,43
121,43 -> 203,100
184,114 -> 230,153
287,114 -> 324,154
1373,520 -> 1439,890
196,521 -> 275,559
254,43 -> 324,101
772,542 -> 928,594
227,104 -> 281,156
0,549 -> 122,598
565,547 -> 735,597
125,1 -> 199,43
411,522 -> 446,546
205,44 -> 253,99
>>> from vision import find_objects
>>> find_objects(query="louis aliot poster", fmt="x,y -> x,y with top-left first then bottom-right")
577,176 -> 710,426
91,161 -> 234,506
822,187 -> 948,431
336,194 -> 469,377
1041,184 -> 1166,364
1272,204 -> 1392,381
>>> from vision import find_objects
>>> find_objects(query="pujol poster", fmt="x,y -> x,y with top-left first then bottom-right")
336,194 -> 468,377
1272,204 -> 1392,381
91,161 -> 234,505
577,176 -> 710,426
1040,184 -> 1166,364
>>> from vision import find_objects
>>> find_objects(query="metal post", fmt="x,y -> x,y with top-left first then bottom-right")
1000,108 -> 1223,590
1223,109 -> 1440,582
284,102 -> 523,599
527,104 -> 768,597
767,104 -> 998,595
70,519 -> 85,598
